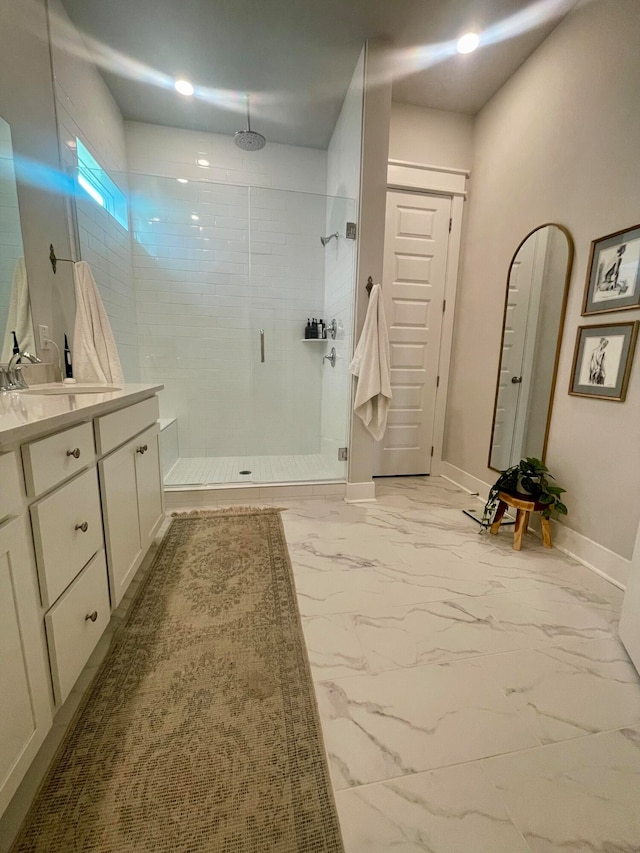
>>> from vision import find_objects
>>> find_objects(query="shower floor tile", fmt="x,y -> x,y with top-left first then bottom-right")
164,454 -> 345,485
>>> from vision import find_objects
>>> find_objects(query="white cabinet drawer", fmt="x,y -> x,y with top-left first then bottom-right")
94,396 -> 160,456
0,451 -> 23,522
45,549 -> 110,705
31,467 -> 104,608
22,422 -> 95,498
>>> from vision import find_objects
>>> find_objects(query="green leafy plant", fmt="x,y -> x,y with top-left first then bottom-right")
481,457 -> 568,529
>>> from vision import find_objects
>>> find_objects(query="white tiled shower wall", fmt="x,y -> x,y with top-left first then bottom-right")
321,50 -> 364,462
126,123 -> 334,458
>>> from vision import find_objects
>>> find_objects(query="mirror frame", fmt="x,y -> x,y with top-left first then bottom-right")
488,222 -> 574,472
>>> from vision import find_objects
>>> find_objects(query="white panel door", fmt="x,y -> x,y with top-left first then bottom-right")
135,426 -> 163,546
374,191 -> 451,476
491,236 -> 537,470
99,441 -> 142,609
0,516 -> 52,814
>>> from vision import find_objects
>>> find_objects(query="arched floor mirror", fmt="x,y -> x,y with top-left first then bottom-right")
489,223 -> 574,471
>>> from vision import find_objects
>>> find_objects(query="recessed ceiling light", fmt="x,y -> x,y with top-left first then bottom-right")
176,178 -> 189,184
196,158 -> 210,167
174,79 -> 194,96
191,214 -> 199,221
457,32 -> 480,54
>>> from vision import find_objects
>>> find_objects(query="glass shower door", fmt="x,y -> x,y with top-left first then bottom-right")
248,186 -> 355,483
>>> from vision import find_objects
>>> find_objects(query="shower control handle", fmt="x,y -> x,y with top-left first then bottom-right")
324,347 -> 337,368
260,330 -> 265,363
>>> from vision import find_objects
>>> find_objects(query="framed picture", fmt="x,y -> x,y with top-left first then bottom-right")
569,321 -> 638,401
582,224 -> 640,315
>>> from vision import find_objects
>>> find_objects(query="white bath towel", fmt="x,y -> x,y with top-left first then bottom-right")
1,258 -> 35,362
72,260 -> 124,385
349,283 -> 391,441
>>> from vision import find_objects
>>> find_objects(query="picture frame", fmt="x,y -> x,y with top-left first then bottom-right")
569,321 -> 638,401
582,224 -> 640,315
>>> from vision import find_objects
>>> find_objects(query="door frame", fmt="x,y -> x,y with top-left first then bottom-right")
386,159 -> 468,476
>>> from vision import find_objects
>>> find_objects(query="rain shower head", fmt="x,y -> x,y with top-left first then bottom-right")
320,232 -> 339,247
234,95 -> 266,151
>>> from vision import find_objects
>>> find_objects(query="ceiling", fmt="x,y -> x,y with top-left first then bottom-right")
59,0 -> 577,149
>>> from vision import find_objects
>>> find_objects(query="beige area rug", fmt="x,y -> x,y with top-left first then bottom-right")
13,508 -> 344,852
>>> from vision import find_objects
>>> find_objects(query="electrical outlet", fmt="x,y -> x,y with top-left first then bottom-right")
38,325 -> 50,349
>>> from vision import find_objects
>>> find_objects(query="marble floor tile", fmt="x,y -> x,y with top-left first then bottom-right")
475,637 -> 640,744
352,598 -> 522,671
301,614 -> 370,681
315,660 -> 539,789
294,566 -> 506,617
335,763 -> 530,853
482,725 -> 640,853
474,588 -> 619,649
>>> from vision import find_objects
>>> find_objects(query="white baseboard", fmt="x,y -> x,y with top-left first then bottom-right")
345,481 -> 377,503
439,462 -> 491,500
439,462 -> 629,590
551,522 -> 629,589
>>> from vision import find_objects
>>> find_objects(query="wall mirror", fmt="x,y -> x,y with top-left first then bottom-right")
489,223 -> 574,471
0,114 -> 34,363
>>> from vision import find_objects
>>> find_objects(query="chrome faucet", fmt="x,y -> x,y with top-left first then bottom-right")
2,350 -> 42,391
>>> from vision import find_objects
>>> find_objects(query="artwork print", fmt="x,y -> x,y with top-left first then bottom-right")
583,225 -> 640,315
577,334 -> 624,387
570,322 -> 638,401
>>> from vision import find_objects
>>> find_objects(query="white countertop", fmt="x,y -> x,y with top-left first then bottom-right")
0,384 -> 164,450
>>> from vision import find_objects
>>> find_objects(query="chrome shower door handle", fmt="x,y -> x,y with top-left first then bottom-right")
260,330 -> 265,363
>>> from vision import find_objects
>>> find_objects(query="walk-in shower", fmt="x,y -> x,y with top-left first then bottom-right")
76,168 -> 357,488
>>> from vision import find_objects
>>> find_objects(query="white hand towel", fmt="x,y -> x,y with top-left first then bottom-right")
72,260 -> 124,385
1,258 -> 35,362
349,283 -> 392,441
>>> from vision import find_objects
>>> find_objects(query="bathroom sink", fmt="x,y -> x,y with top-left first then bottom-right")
23,384 -> 122,395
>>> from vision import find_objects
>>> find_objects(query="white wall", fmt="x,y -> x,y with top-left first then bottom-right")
0,120 -> 26,355
389,103 -> 474,171
0,0 -> 75,356
444,0 -> 640,579
48,0 -> 139,380
321,50 -> 364,464
126,122 -> 328,459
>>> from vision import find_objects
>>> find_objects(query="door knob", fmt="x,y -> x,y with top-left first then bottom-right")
85,611 -> 98,622
511,376 -> 523,384
136,444 -> 148,454
75,521 -> 89,532
67,448 -> 81,458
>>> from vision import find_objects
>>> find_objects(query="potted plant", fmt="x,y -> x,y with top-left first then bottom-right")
481,457 -> 568,529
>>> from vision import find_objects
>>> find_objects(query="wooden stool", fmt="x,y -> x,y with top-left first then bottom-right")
489,491 -> 552,551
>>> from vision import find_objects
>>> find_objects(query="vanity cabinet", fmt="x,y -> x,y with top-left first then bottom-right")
99,423 -> 163,608
0,486 -> 52,815
0,387 -> 164,818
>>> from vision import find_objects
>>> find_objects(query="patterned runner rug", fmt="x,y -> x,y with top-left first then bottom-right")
13,507 -> 343,852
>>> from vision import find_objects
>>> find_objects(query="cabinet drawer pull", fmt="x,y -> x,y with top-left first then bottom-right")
85,610 -> 98,623
67,448 -> 81,459
75,521 -> 89,533
136,444 -> 148,454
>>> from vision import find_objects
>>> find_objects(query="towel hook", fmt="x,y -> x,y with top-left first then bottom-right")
49,243 -> 77,274
366,276 -> 374,298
